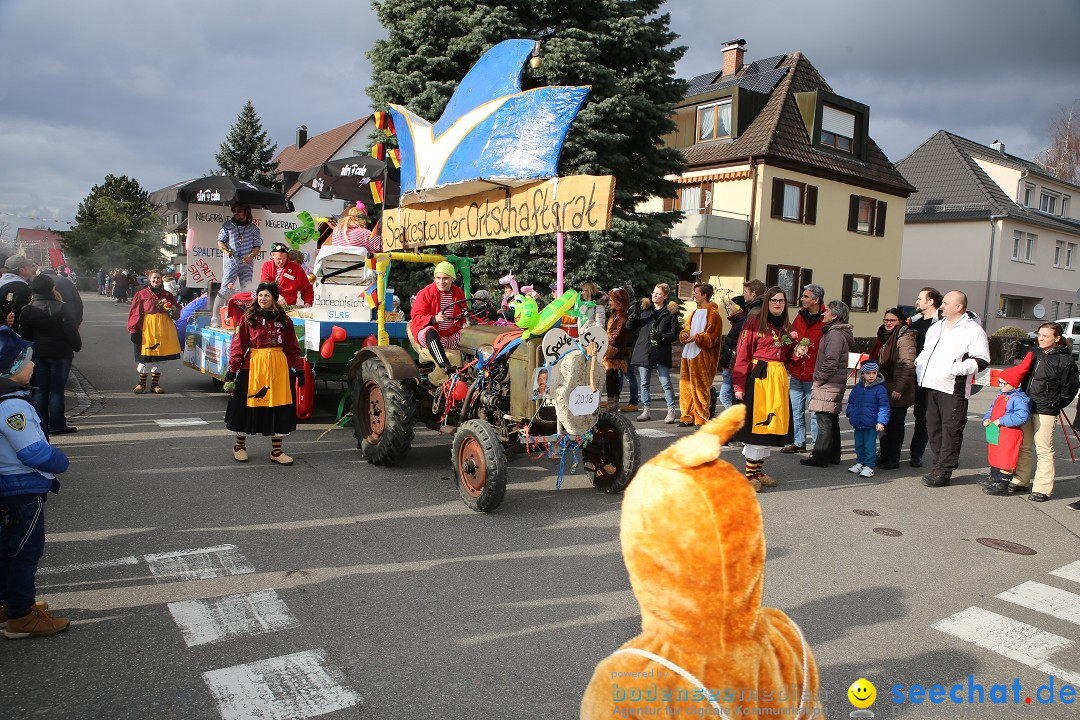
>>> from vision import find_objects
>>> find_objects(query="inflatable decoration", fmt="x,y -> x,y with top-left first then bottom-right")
284,210 -> 318,248
319,324 -> 348,359
387,39 -> 590,205
295,358 -> 315,420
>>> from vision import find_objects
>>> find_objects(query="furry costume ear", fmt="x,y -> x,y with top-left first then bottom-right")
666,300 -> 679,314
663,405 -> 745,467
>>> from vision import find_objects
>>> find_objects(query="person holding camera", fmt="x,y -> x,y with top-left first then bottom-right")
630,283 -> 679,423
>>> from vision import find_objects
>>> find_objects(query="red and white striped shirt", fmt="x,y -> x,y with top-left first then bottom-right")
438,290 -> 460,349
332,225 -> 382,253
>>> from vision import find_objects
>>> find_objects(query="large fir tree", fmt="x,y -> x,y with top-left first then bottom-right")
215,101 -> 280,188
63,174 -> 164,271
367,0 -> 687,300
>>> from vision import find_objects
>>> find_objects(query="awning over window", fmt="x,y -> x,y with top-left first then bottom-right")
674,170 -> 753,184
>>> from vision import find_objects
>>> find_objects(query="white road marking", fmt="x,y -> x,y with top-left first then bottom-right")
155,417 -> 209,427
144,544 -> 255,583
932,606 -> 1080,685
47,527 -> 155,542
202,649 -> 361,720
997,581 -> 1080,627
168,589 -> 299,647
1050,560 -> 1080,585
38,555 -> 139,575
636,428 -> 676,438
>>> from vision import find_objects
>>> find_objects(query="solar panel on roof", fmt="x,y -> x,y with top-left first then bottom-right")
738,67 -> 788,94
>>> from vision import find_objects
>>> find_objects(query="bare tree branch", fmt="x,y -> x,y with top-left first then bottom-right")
1034,100 -> 1080,184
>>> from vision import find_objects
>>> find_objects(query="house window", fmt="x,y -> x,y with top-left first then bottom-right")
1003,297 -> 1023,318
1066,303 -> 1074,318
770,179 -> 818,224
1040,192 -> 1058,214
1025,233 -> 1036,263
841,273 -> 880,312
820,105 -> 855,153
1055,241 -> 1064,267
1068,243 -> 1076,270
1012,231 -> 1022,260
765,265 -> 814,306
1063,196 -> 1071,218
1052,301 -> 1060,320
696,100 -> 732,142
677,183 -> 711,214
848,195 -> 887,236
1023,184 -> 1035,206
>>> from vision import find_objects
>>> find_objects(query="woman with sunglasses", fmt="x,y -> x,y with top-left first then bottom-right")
732,286 -> 806,490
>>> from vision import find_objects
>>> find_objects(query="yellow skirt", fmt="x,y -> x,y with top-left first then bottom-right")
247,347 -> 292,409
751,360 -> 791,436
140,312 -> 181,360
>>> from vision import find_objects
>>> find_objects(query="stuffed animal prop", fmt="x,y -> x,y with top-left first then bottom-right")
581,404 -> 819,719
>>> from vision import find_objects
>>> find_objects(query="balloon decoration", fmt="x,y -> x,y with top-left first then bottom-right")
284,210 -> 318,248
319,325 -> 348,359
510,289 -> 580,340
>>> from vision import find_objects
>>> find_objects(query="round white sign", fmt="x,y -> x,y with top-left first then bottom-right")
540,328 -> 574,367
568,386 -> 600,416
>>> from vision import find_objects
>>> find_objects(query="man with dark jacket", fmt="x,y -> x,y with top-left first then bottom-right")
907,287 -> 942,468
718,295 -> 747,410
631,283 -> 679,423
0,256 -> 36,328
41,268 -> 82,326
18,274 -> 81,434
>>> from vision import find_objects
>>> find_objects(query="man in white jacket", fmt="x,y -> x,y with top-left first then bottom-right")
913,291 -> 989,487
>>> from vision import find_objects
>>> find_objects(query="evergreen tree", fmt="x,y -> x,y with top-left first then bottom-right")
62,174 -> 164,271
215,101 -> 280,188
367,0 -> 687,302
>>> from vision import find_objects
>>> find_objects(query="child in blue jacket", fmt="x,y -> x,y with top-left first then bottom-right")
981,354 -> 1032,496
0,326 -> 70,638
846,361 -> 890,478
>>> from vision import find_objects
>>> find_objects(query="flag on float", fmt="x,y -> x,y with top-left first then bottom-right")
360,281 -> 379,307
374,111 -> 396,135
387,148 -> 401,168
369,180 -> 383,204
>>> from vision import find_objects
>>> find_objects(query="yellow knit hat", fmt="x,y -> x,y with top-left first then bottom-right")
433,261 -> 456,279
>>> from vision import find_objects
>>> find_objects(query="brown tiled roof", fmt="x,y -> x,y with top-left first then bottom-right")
274,117 -> 371,197
14,228 -> 64,248
679,53 -> 914,197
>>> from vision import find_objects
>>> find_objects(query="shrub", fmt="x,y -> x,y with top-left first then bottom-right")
992,326 -> 1029,338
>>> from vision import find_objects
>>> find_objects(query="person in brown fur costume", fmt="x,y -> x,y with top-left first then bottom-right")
604,286 -> 634,408
678,283 -> 723,427
581,404 -> 820,719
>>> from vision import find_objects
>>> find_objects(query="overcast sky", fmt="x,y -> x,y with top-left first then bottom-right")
1,0 -> 1077,236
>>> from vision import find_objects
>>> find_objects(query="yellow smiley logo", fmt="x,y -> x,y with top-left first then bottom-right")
848,678 -> 876,708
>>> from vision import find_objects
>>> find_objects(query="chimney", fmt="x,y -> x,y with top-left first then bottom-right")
296,125 -> 308,150
721,39 -> 747,77
990,139 -> 1005,154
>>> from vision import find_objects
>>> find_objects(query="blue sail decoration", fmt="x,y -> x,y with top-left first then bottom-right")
388,39 -> 590,205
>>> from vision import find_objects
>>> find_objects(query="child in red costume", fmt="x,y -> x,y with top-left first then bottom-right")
981,352 -> 1033,495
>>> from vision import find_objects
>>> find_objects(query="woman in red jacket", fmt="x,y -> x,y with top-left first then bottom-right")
409,262 -> 466,370
127,270 -> 180,394
732,286 -> 807,490
223,282 -> 304,465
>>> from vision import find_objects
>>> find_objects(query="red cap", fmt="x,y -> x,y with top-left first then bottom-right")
998,351 -> 1034,388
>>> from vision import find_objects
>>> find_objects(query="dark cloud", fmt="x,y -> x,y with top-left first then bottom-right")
0,0 -> 1076,232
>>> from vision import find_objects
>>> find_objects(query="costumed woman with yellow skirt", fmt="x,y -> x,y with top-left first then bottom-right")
223,282 -> 303,465
732,285 -> 807,490
127,270 -> 181,393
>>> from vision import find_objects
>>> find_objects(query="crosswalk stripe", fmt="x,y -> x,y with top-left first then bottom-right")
168,589 -> 300,647
144,544 -> 255,583
997,581 -> 1080,627
38,556 -> 139,575
932,606 -> 1080,685
202,649 -> 360,720
1049,560 -> 1080,585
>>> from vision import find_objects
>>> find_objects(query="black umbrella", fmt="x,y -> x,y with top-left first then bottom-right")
148,176 -> 293,212
297,156 -> 400,207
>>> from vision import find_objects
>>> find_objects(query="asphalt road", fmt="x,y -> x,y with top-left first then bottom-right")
2,294 -> 1078,720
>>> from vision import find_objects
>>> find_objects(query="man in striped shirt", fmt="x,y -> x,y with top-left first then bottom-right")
408,262 -> 466,370
211,204 -> 263,325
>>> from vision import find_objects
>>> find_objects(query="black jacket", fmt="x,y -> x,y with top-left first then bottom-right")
0,275 -> 32,327
18,294 -> 82,359
1022,346 -> 1079,415
47,273 -> 83,325
719,296 -> 747,369
630,301 -> 678,368
909,314 -> 935,355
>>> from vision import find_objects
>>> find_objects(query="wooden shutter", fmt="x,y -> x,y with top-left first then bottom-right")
804,186 -> 818,225
869,277 -> 881,312
842,273 -> 854,305
875,200 -> 887,236
771,178 -> 785,219
663,196 -> 674,212
766,264 -> 779,290
847,195 -> 860,232
800,268 -> 813,292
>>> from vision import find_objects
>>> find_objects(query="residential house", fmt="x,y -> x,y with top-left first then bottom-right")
644,40 -> 914,336
14,227 -> 65,269
161,207 -> 186,272
274,118 -> 375,220
897,131 -> 1080,333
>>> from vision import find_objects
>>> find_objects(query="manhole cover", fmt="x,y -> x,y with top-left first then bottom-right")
873,527 -> 902,537
854,509 -> 880,517
976,538 -> 1036,555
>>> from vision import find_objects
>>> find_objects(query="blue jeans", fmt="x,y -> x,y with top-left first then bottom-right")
854,428 -> 878,467
31,358 -> 73,432
788,376 -> 817,446
0,496 -> 46,617
620,368 -> 639,405
638,365 -> 676,409
719,368 -> 734,409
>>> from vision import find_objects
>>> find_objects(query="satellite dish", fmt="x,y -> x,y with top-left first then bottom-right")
1033,303 -> 1046,319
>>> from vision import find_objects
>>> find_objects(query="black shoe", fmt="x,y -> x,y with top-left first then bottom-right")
910,457 -> 924,469
780,444 -> 806,454
922,471 -> 951,487
1028,492 -> 1050,502
984,481 -> 1024,496
677,421 -> 695,428
50,426 -> 77,435
877,461 -> 900,470
800,457 -> 829,468
977,475 -> 995,488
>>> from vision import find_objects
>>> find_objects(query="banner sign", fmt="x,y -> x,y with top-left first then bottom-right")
185,204 -> 318,290
380,175 -> 615,250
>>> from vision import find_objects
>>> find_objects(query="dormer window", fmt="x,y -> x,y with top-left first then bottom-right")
820,105 -> 855,153
1040,190 -> 1059,214
696,100 -> 732,142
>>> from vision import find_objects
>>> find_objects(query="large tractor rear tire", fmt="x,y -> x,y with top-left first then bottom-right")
352,358 -> 416,466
